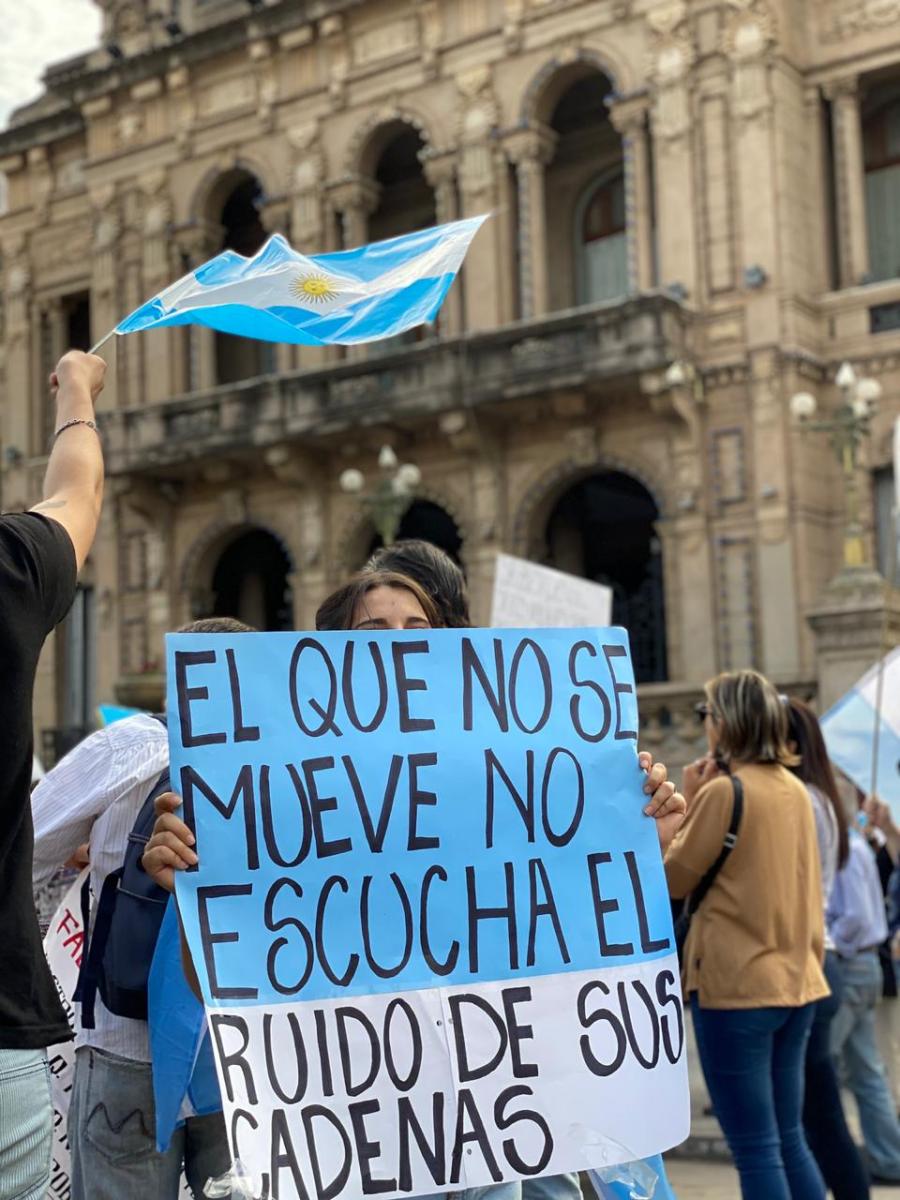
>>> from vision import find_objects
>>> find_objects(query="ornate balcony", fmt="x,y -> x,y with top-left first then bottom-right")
103,296 -> 692,476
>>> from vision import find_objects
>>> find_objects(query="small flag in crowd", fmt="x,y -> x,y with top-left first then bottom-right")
111,217 -> 487,347
97,703 -> 142,726
822,647 -> 900,815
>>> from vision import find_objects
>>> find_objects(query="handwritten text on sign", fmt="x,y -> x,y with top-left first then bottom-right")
168,628 -> 689,1200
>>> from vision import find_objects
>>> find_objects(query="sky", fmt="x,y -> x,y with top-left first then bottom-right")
0,0 -> 102,128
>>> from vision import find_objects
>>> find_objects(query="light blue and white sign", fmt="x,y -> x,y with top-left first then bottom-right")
167,628 -> 688,1200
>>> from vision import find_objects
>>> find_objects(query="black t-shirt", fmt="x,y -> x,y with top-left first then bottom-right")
0,513 -> 76,1048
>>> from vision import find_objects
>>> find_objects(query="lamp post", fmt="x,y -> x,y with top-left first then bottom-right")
339,445 -> 422,546
790,361 -> 882,573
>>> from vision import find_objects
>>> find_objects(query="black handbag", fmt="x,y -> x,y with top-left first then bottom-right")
673,774 -> 744,964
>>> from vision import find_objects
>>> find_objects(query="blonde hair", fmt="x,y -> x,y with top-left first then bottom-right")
705,669 -> 798,767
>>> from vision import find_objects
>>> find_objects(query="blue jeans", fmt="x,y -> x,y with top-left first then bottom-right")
522,1176 -> 581,1200
803,951 -> 871,1199
831,949 -> 900,1180
0,1049 -> 52,1200
69,1047 -> 232,1199
691,996 -> 825,1200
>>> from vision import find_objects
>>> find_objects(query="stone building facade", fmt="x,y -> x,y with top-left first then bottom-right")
1,0 -> 899,768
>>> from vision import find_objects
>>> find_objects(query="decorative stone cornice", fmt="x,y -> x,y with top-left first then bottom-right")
820,0 -> 900,44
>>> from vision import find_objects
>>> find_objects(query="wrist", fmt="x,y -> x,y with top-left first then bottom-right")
55,384 -> 95,422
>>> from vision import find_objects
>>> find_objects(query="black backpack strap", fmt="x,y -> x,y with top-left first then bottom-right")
72,868 -> 123,1030
686,774 -> 744,917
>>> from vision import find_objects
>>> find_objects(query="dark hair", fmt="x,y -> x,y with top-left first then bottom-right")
316,569 -> 442,631
705,669 -> 798,767
365,540 -> 470,628
786,696 -> 850,868
177,617 -> 256,634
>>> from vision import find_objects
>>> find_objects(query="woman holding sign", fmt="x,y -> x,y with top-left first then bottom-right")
145,563 -> 687,1200
666,670 -> 829,1200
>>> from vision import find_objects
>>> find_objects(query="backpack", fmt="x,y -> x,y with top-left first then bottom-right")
74,716 -> 172,1028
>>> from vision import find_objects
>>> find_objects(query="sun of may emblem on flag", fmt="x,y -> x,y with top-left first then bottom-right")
291,271 -> 340,303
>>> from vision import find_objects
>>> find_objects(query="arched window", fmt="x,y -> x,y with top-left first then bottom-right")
539,66 -> 626,313
545,471 -> 666,682
864,90 -> 900,282
366,499 -> 463,564
577,172 -> 628,304
200,528 -> 294,630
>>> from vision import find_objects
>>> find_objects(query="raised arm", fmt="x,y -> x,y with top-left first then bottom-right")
31,350 -> 107,570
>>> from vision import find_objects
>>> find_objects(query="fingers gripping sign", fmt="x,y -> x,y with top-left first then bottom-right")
143,792 -> 197,893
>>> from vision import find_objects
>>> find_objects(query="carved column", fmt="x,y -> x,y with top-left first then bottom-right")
173,221 -> 222,392
258,197 -> 294,372
505,125 -> 557,320
329,177 -> 380,250
609,97 -> 654,292
825,76 -> 870,288
422,151 -> 462,335
1,236 -> 32,473
139,173 -> 176,406
644,367 -> 715,683
455,67 -> 507,327
646,4 -> 698,299
89,186 -> 122,352
285,125 -> 327,370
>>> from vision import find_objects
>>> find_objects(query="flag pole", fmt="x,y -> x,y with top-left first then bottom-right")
89,329 -> 116,355
870,426 -> 900,799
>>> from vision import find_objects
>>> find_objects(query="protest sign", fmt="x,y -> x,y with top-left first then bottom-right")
168,627 -> 688,1200
42,869 -> 87,1200
491,554 -> 613,629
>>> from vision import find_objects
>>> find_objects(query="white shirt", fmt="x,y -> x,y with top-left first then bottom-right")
31,713 -> 169,1061
808,784 -> 839,953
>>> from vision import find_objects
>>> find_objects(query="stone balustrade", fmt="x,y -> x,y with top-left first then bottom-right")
103,295 -> 690,475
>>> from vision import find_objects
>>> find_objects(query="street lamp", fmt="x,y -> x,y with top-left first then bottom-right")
339,444 -> 422,546
790,361 -> 883,572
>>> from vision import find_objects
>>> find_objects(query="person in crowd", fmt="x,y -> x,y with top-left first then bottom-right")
364,537 -> 471,626
829,783 -> 900,1185
786,698 -> 870,1199
31,617 -> 251,1200
665,670 -> 829,1200
145,563 -> 686,1200
0,350 -> 106,1200
857,793 -> 900,1112
358,545 -> 667,1200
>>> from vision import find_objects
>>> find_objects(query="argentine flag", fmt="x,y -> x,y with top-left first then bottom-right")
115,216 -> 487,346
822,647 -> 900,816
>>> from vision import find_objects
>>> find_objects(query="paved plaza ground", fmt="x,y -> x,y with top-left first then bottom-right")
665,1158 -> 899,1196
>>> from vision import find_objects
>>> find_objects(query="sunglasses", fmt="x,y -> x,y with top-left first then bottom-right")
694,702 -> 715,724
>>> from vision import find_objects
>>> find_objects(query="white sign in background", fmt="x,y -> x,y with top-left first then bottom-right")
490,554 -> 613,630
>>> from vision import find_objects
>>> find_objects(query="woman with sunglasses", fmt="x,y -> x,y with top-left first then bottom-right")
666,671 -> 829,1200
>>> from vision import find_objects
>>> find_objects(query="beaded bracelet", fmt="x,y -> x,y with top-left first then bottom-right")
53,417 -> 100,441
